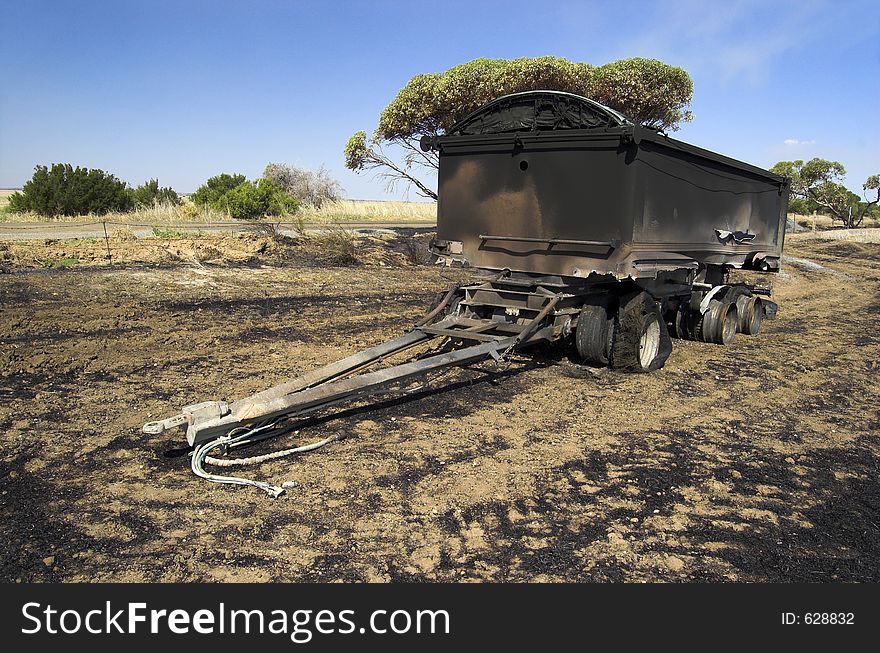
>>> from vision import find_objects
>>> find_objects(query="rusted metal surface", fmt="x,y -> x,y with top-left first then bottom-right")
427,91 -> 789,280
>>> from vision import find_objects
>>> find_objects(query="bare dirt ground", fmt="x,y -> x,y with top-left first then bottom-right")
1,234 -> 878,582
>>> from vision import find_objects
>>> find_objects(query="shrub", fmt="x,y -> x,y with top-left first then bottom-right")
313,224 -> 359,265
399,233 -> 431,265
223,178 -> 298,219
9,164 -> 133,216
190,173 -> 247,208
178,202 -> 202,220
263,163 -> 343,208
132,179 -> 180,207
190,174 -> 297,219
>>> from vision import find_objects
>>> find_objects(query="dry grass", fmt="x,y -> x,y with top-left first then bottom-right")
297,199 -> 436,223
789,228 -> 880,244
0,199 -> 228,224
8,193 -> 879,231
0,189 -> 16,209
0,194 -> 436,225
791,213 -> 880,230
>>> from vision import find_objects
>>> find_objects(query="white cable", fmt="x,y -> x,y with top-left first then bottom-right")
191,436 -> 286,498
189,418 -> 338,497
204,434 -> 336,467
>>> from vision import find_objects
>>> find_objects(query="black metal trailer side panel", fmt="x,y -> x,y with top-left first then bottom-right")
429,91 -> 789,280
631,136 -> 788,266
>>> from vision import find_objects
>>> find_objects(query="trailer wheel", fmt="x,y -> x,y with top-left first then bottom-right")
447,296 -> 462,316
673,304 -> 700,340
575,303 -> 613,366
699,299 -> 738,345
426,291 -> 462,323
610,292 -> 672,372
735,295 -> 763,335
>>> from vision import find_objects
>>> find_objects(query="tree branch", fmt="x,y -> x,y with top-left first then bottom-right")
854,186 -> 880,227
362,144 -> 437,200
398,138 -> 439,171
806,188 -> 846,221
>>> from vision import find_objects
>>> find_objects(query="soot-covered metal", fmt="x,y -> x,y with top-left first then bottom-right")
425,91 -> 789,280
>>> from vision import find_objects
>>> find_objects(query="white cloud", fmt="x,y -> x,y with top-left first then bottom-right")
783,138 -> 816,145
605,0 -> 830,84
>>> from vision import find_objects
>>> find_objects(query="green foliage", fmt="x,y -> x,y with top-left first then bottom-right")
787,197 -> 816,214
346,56 -> 693,198
41,257 -> 79,268
225,179 -> 299,219
9,164 -> 133,216
344,132 -> 370,172
772,158 -> 880,227
132,179 -> 180,208
190,173 -> 247,208
152,227 -> 193,238
591,58 -> 694,131
190,174 -> 297,219
375,56 -> 692,141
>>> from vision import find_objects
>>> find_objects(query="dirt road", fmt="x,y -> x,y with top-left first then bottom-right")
1,235 -> 878,582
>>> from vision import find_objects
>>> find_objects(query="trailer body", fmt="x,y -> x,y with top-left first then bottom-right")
427,91 -> 789,280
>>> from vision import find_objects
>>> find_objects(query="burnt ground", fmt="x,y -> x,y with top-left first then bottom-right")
1,235 -> 879,582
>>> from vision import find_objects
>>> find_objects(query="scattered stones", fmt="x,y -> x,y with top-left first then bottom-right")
666,556 -> 685,572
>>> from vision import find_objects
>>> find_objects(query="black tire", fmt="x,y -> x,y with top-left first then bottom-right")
427,291 -> 462,323
575,303 -> 613,365
673,303 -> 700,340
723,285 -> 751,304
610,292 -> 673,372
441,296 -> 462,320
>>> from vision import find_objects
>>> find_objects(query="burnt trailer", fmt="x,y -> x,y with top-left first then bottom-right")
145,91 -> 788,495
426,90 -> 788,370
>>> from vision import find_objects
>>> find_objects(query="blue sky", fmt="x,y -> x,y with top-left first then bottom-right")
0,0 -> 877,199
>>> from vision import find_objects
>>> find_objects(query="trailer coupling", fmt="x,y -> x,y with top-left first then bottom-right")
143,290 -> 564,496
142,401 -> 229,436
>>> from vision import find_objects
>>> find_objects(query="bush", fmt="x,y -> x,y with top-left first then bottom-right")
398,234 -> 431,265
263,163 -> 343,208
190,173 -> 247,208
9,164 -> 133,216
225,179 -> 299,219
192,174 -> 298,219
313,225 -> 359,265
132,179 -> 180,207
